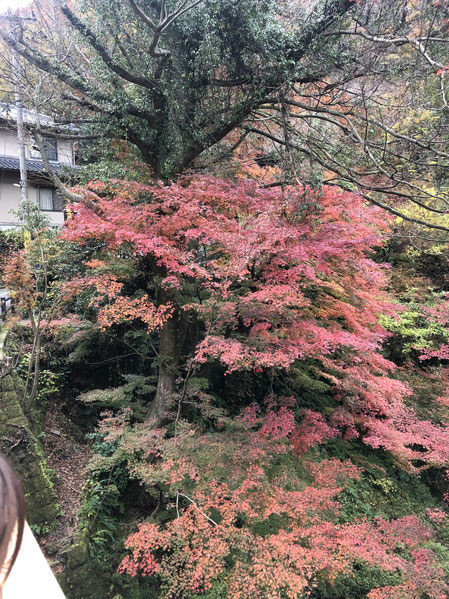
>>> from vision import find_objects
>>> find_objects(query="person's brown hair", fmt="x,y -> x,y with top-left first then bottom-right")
0,454 -> 25,588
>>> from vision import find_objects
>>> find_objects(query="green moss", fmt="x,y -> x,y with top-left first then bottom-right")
323,439 -> 435,522
0,373 -> 59,529
310,563 -> 404,599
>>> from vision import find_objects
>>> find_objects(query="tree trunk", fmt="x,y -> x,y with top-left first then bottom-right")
27,332 -> 41,415
147,306 -> 178,428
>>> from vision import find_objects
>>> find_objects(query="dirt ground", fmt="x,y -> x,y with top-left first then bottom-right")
40,402 -> 91,570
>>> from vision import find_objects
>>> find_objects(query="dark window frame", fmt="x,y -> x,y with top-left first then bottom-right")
30,137 -> 58,162
38,188 -> 64,212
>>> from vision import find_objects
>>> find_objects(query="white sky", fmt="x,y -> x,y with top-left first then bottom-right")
0,0 -> 31,14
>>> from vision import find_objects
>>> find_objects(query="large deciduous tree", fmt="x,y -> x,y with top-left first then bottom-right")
61,176 -> 449,472
58,174 -> 449,596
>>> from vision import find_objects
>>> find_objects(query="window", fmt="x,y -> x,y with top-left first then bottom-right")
30,137 -> 58,161
39,188 -> 64,212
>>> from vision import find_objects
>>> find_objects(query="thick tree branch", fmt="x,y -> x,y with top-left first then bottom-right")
287,0 -> 355,62
34,132 -> 82,202
1,31 -> 156,123
127,0 -> 204,58
61,5 -> 162,92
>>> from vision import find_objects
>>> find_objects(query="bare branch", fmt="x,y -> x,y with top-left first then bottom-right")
128,0 -> 204,58
61,5 -> 162,92
243,126 -> 449,232
176,492 -> 218,526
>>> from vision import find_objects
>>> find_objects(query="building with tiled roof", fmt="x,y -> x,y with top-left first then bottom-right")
0,103 -> 75,228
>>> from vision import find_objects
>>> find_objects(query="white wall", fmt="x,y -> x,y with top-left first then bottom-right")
0,181 -> 64,228
0,126 -> 74,166
0,179 -> 22,226
0,125 -> 69,228
0,128 -> 20,157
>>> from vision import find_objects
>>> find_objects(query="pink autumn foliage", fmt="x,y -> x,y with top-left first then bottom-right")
420,344 -> 449,361
115,425 -> 448,599
290,410 -> 339,455
260,406 -> 296,440
61,175 -> 449,470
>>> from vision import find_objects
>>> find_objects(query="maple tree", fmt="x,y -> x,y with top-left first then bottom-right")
60,175 -> 449,472
4,180 -> 449,597
3,164 -> 448,599
93,405 -> 448,599
1,202 -> 76,414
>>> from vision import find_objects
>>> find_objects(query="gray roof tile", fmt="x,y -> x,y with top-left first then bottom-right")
0,156 -> 69,173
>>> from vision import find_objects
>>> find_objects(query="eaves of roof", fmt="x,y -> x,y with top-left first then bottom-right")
0,156 -> 72,174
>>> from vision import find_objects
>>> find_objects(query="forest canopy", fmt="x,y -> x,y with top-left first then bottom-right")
1,0 -> 449,227
2,2 -> 449,599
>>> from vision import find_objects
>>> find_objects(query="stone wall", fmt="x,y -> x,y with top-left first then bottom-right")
0,370 -> 59,528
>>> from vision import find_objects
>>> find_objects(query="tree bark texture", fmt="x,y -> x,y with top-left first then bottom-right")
147,300 -> 178,428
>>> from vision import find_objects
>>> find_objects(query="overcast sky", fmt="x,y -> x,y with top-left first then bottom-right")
0,0 -> 31,13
